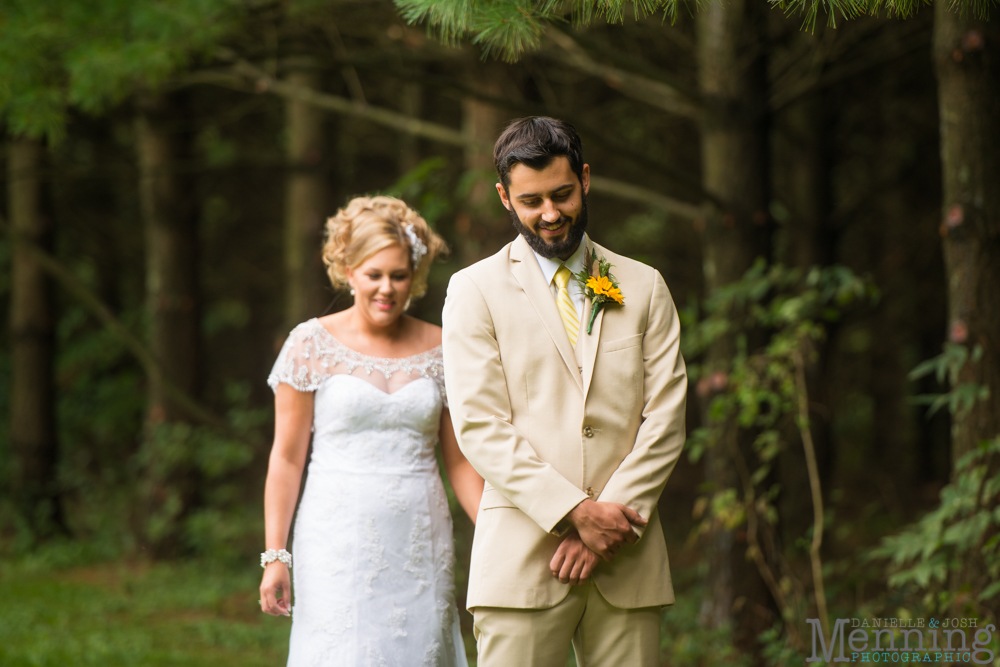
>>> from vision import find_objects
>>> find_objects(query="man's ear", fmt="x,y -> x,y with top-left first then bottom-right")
581,164 -> 590,196
495,182 -> 511,211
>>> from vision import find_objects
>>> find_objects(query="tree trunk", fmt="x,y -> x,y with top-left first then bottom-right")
773,91 -> 836,544
933,5 -> 1000,472
696,0 -> 774,650
8,137 -> 63,536
399,82 -> 423,175
135,94 -> 201,551
283,65 -> 328,330
458,63 -> 509,265
775,94 -> 835,269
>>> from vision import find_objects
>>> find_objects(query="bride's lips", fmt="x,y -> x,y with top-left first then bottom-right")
373,298 -> 395,311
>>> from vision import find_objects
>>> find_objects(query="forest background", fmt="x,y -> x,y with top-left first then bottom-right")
1,0 -> 999,665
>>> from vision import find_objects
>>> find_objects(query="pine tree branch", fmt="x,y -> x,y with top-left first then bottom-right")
226,59 -> 472,148
198,57 -> 707,219
565,27 -> 696,89
769,18 -> 930,111
589,175 -> 705,219
372,67 -> 710,202
543,27 -> 701,119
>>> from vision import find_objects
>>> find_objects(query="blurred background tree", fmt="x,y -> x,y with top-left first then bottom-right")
1,0 -> 998,664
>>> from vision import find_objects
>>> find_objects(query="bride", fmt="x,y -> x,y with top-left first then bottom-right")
259,196 -> 484,667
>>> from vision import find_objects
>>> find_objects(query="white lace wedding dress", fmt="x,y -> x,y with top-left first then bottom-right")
268,318 -> 468,667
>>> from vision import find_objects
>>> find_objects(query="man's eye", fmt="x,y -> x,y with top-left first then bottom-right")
553,192 -> 571,201
522,199 -> 541,207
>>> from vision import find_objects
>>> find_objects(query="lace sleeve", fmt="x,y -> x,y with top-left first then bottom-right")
267,320 -> 331,393
429,351 -> 448,409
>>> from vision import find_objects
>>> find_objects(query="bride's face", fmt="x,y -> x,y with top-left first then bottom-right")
346,244 -> 413,327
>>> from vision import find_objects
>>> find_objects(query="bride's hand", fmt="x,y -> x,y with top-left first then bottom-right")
260,562 -> 292,616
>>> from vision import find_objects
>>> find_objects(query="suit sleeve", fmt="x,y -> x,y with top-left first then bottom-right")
598,270 -> 687,539
442,271 -> 589,534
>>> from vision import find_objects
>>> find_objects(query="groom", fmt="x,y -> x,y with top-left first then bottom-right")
442,117 -> 687,666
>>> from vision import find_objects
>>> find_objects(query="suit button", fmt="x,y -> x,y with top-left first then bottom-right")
583,426 -> 594,438
585,487 -> 595,499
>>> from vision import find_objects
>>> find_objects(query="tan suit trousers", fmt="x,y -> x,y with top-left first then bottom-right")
473,583 -> 661,667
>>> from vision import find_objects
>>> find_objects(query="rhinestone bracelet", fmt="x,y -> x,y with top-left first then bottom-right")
261,548 -> 292,569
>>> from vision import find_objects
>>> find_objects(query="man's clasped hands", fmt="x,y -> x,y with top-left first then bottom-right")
549,499 -> 647,585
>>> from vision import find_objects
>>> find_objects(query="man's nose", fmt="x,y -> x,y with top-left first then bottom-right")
540,199 -> 560,222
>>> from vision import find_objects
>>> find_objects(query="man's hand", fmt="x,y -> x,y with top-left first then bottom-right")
549,532 -> 599,585
566,499 -> 648,561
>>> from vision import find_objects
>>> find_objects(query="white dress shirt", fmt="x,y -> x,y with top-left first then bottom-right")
531,234 -> 588,324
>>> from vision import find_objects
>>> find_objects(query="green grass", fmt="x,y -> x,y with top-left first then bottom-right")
0,558 -> 290,667
0,549 -> 745,667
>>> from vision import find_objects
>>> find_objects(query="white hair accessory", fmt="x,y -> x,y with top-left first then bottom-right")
404,224 -> 428,267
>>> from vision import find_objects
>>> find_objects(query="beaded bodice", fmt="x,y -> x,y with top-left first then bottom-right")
268,318 -> 447,401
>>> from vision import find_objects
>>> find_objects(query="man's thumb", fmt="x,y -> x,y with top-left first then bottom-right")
624,506 -> 648,525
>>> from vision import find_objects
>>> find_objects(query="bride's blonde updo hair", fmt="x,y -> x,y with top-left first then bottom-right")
323,196 -> 447,301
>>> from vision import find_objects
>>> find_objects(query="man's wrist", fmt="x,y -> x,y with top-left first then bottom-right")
550,498 -> 589,536
564,498 -> 593,530
549,519 -> 571,537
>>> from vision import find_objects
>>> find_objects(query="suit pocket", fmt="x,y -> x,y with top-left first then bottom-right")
479,486 -> 517,510
602,333 -> 643,353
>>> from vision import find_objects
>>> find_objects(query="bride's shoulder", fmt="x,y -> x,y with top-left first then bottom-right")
314,312 -> 348,335
405,317 -> 442,351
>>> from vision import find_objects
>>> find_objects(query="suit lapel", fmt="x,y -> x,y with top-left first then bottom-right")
580,239 -> 605,401
509,235 -> 584,392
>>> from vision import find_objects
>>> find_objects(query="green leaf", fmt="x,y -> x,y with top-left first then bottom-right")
978,580 -> 1000,602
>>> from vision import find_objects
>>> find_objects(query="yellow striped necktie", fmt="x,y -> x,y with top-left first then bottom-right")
554,265 -> 580,348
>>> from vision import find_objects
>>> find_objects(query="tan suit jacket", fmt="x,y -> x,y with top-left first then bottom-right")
442,234 -> 687,611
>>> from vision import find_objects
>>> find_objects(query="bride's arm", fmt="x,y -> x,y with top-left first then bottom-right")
260,384 -> 314,616
439,407 -> 484,524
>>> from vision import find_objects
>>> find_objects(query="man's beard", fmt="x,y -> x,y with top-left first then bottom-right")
509,195 -> 589,260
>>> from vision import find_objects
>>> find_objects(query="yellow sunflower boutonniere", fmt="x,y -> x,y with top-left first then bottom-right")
573,249 -> 625,335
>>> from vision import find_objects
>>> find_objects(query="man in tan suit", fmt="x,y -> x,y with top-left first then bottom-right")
442,117 -> 687,666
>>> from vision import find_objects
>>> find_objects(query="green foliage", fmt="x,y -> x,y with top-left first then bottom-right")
910,342 -> 991,419
396,0 -> 999,61
871,436 -> 1000,613
659,563 -> 753,667
0,0 -> 249,141
138,383 -> 268,559
774,0 -> 998,29
384,156 -> 456,227
394,0 -> 684,62
758,621 -> 807,667
682,262 -> 876,489
683,259 -> 877,644
685,261 -> 874,426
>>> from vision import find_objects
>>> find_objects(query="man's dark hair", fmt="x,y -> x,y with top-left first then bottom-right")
493,117 -> 584,190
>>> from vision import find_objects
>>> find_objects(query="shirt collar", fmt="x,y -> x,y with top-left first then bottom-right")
531,233 -> 589,286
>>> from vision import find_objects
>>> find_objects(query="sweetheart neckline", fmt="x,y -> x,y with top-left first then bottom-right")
323,373 -> 436,398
